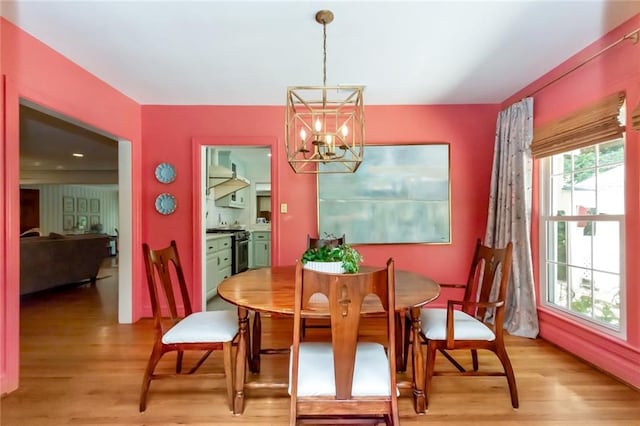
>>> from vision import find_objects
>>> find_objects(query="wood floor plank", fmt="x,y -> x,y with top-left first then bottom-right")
2,260 -> 640,425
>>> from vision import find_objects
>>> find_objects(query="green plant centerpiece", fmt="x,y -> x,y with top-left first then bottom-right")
302,243 -> 363,273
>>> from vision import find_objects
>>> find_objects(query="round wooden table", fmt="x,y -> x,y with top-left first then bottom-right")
217,264 -> 440,415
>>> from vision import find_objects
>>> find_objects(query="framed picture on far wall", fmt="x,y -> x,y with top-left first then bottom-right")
90,215 -> 100,226
90,198 -> 100,214
63,196 -> 74,213
77,198 -> 88,213
63,214 -> 74,231
77,215 -> 88,230
318,143 -> 451,244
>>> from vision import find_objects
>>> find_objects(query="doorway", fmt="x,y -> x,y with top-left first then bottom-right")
202,145 -> 272,310
18,100 -> 133,322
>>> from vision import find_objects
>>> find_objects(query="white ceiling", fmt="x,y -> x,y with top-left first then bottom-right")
8,1 -> 640,179
4,0 -> 640,106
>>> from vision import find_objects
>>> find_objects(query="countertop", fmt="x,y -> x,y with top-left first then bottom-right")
206,232 -> 234,240
245,224 -> 271,232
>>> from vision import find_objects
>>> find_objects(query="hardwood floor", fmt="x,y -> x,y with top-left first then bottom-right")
2,259 -> 640,425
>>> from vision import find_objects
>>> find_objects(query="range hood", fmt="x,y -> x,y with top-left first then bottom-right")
208,165 -> 250,200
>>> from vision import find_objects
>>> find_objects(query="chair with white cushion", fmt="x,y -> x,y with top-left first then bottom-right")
289,259 -> 399,425
139,240 -> 240,412
407,239 -> 518,409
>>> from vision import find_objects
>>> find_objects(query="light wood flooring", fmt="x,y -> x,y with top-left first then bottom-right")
2,259 -> 640,425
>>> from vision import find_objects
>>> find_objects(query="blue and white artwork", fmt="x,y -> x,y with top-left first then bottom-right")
318,144 -> 450,244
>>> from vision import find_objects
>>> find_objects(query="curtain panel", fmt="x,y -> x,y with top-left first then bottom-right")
531,91 -> 625,158
485,97 -> 539,338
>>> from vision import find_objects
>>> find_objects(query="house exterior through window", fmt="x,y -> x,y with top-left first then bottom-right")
540,138 -> 625,335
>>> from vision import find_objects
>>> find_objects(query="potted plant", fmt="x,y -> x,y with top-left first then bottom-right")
301,242 -> 363,273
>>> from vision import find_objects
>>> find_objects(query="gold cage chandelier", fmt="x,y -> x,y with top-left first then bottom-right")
285,10 -> 365,174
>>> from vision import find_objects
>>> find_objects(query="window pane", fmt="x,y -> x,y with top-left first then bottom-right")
598,139 -> 624,167
568,265 -> 593,317
597,165 -> 624,214
551,175 -> 571,215
593,271 -> 620,327
592,221 -> 620,273
573,173 -> 595,216
566,221 -> 592,269
546,262 -> 567,307
573,146 -> 596,176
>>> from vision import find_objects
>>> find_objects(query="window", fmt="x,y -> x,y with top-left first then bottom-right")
540,138 -> 625,333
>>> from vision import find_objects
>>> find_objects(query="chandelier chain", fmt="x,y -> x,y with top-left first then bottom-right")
322,21 -> 327,86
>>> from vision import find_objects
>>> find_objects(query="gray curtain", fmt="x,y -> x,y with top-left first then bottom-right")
485,97 -> 539,338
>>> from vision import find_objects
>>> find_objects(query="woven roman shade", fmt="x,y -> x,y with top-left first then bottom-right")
531,91 -> 626,158
632,100 -> 640,130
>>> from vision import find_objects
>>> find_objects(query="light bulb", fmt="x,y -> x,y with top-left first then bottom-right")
314,119 -> 322,132
326,135 -> 333,150
300,128 -> 307,140
341,125 -> 348,137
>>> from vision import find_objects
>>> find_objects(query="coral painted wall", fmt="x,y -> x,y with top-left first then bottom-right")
5,9 -> 638,398
0,18 -> 142,393
504,14 -> 640,388
140,104 -> 500,313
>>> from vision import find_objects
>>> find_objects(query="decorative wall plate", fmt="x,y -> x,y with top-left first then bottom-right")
155,162 -> 176,184
155,193 -> 177,215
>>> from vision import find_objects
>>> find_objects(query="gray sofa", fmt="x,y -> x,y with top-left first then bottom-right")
20,233 -> 110,295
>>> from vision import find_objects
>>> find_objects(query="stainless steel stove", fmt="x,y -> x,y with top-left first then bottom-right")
206,228 -> 250,274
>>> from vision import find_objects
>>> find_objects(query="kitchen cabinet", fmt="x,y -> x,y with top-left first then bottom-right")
215,188 -> 246,208
252,231 -> 271,267
206,234 -> 232,300
215,151 -> 246,208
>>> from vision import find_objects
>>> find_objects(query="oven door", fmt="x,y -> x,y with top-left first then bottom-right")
235,239 -> 249,273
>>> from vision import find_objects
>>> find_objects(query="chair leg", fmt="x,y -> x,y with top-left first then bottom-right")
223,341 -> 234,411
176,350 -> 184,373
394,312 -> 403,372
471,349 -> 479,371
139,344 -> 163,412
424,342 -> 437,410
402,313 -> 412,372
495,346 -> 519,408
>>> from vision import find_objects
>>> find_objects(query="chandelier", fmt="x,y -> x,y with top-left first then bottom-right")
285,10 -> 365,174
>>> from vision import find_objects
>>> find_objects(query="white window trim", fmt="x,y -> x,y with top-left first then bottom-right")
539,156 -> 627,340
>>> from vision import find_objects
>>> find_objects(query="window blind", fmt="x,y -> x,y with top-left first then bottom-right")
531,91 -> 625,158
632,100 -> 640,130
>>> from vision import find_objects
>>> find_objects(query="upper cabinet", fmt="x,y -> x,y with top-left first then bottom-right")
211,150 -> 249,208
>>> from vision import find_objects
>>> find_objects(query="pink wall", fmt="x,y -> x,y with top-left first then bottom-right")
140,104 -> 499,313
0,19 -> 143,394
505,14 -> 640,388
5,9 -> 638,397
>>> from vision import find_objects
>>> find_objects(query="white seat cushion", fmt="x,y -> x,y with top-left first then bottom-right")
420,308 -> 495,341
289,342 -> 391,397
162,310 -> 238,344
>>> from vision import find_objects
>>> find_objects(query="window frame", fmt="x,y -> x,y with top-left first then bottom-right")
538,139 -> 627,339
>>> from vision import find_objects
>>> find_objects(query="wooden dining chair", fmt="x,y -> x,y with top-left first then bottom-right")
404,239 -> 518,408
139,240 -> 240,412
289,259 -> 400,425
301,233 -> 346,337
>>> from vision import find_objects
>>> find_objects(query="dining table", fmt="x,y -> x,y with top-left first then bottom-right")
217,264 -> 440,415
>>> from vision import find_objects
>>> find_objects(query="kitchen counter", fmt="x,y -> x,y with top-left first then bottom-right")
206,232 -> 234,240
245,224 -> 271,232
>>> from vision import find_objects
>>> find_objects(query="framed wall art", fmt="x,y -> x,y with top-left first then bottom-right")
63,196 -> 74,213
63,214 -> 74,231
77,215 -> 88,230
90,198 -> 100,214
318,143 -> 451,244
77,198 -> 88,214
